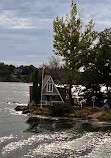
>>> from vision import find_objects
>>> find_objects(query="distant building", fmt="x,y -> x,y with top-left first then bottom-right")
14,69 -> 22,75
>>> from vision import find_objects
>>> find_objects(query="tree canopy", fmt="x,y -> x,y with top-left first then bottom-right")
53,1 -> 96,105
53,1 -> 96,71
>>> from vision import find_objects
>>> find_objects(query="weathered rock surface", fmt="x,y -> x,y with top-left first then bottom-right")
15,106 -> 28,111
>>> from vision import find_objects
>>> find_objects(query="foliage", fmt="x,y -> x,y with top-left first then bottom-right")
48,102 -> 73,116
95,29 -> 111,104
80,28 -> 111,105
44,56 -> 62,84
0,62 -> 36,82
83,85 -> 103,107
44,56 -> 80,85
83,28 -> 111,87
53,1 -> 96,105
96,29 -> 111,86
53,1 -> 96,70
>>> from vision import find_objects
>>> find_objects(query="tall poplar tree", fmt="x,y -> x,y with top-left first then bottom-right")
32,69 -> 41,104
53,1 -> 96,104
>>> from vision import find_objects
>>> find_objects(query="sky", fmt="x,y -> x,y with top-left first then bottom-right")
0,0 -> 111,67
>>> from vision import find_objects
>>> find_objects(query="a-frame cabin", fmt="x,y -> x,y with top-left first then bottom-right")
42,75 -> 64,105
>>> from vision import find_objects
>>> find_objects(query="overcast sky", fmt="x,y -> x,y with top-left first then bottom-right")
0,0 -> 111,67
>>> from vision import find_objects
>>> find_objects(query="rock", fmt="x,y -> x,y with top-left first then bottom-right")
26,117 -> 39,123
15,106 -> 28,111
68,113 -> 75,117
22,110 -> 31,114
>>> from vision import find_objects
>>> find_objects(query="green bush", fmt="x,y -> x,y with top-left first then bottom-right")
48,102 -> 73,116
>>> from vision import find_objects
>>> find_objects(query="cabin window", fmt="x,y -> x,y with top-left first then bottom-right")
47,83 -> 53,92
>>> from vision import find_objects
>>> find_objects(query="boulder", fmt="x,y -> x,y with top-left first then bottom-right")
15,106 -> 28,111
22,110 -> 31,114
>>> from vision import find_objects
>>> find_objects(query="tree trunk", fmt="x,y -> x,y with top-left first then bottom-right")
68,80 -> 74,106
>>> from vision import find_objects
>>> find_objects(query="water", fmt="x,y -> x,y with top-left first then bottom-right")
0,82 -> 111,158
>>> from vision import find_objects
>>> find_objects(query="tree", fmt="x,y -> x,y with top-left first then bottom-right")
47,55 -> 61,69
94,29 -> 111,104
44,56 -> 61,83
80,28 -> 111,106
53,1 -> 96,105
32,69 -> 41,104
96,29 -> 111,87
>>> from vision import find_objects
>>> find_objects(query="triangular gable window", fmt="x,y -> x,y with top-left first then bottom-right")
46,83 -> 53,92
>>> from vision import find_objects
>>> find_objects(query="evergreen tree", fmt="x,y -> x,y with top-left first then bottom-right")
32,69 -> 41,104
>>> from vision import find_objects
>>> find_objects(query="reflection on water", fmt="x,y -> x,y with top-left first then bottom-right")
17,116 -> 111,158
25,117 -> 74,133
1,116 -> 111,158
25,116 -> 111,134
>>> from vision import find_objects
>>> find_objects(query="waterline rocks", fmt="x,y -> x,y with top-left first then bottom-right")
15,105 -> 28,111
15,105 -> 32,114
15,105 -> 49,115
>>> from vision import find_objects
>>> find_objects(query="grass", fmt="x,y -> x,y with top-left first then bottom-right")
98,110 -> 111,121
74,107 -> 102,118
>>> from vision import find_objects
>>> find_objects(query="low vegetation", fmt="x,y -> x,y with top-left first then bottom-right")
48,102 -> 73,116
74,107 -> 102,118
15,103 -> 111,122
98,110 -> 111,122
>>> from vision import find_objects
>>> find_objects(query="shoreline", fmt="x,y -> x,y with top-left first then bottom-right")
14,105 -> 111,123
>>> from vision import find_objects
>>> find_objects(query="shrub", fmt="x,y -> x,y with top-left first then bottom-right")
48,102 -> 73,116
29,105 -> 38,110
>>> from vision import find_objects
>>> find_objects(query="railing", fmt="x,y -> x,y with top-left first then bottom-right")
51,101 -> 63,106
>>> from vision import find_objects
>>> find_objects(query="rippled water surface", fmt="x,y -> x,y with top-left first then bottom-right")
0,82 -> 111,158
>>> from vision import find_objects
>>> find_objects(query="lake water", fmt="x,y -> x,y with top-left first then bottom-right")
0,82 -> 111,158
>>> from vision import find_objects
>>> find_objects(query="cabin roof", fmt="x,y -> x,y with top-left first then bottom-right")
43,75 -> 51,87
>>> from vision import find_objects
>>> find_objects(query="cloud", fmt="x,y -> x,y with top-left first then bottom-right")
0,0 -> 111,67
0,10 -> 53,30
75,0 -> 111,31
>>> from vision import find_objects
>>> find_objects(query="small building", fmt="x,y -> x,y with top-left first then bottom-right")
29,75 -> 65,106
42,75 -> 64,105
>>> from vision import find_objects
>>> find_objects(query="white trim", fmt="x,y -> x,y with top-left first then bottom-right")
50,77 -> 64,103
46,82 -> 53,92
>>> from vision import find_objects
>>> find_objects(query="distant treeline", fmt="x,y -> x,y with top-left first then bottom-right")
0,62 -> 37,82
0,61 -> 79,84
